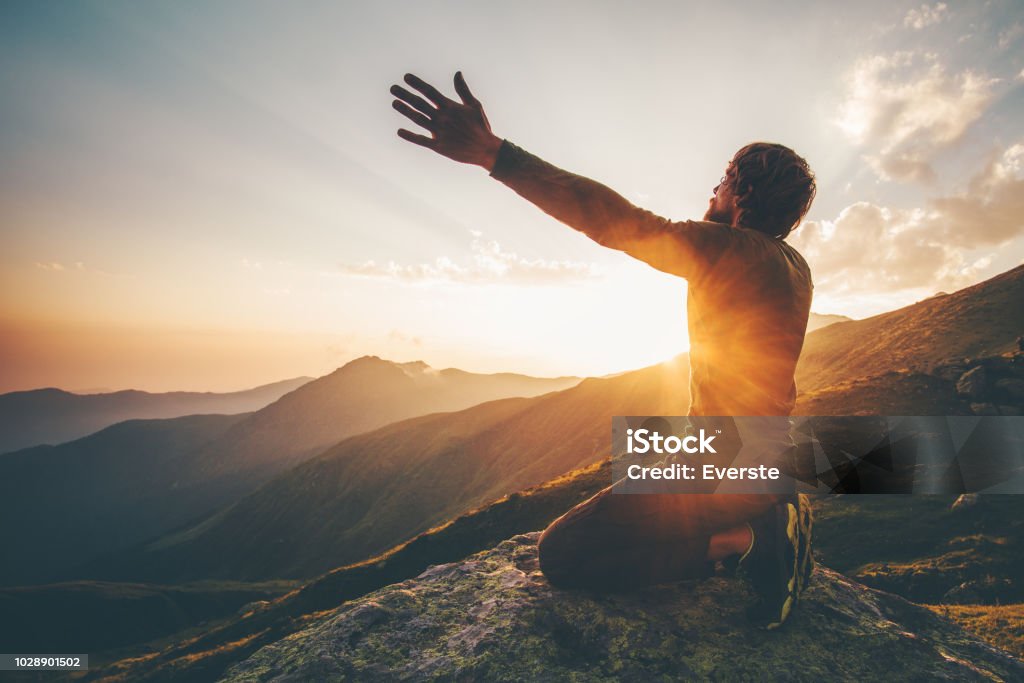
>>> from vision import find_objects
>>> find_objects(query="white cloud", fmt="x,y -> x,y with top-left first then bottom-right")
790,142 -> 1024,297
34,261 -> 88,272
904,3 -> 948,30
836,52 -> 998,182
32,260 -> 127,277
998,23 -> 1023,50
340,233 -> 602,285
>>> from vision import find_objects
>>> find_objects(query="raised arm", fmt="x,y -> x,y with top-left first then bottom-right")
390,72 -> 720,279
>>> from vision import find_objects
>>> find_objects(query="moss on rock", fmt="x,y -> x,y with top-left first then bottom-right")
222,533 -> 1023,682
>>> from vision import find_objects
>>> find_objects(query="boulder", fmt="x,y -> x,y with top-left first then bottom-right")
970,403 -> 999,416
950,493 -> 979,511
957,367 -> 988,399
994,378 -> 1024,401
222,533 -> 1023,682
933,361 -> 969,382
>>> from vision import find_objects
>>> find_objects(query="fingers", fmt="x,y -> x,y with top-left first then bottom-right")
392,100 -> 434,131
404,73 -> 452,107
453,71 -> 479,106
390,84 -> 436,116
397,128 -> 436,149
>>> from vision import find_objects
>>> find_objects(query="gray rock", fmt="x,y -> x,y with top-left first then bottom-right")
950,493 -> 979,511
957,366 -> 989,399
933,362 -> 968,382
942,582 -> 982,605
220,533 -> 1024,682
970,403 -> 999,416
995,377 -> 1024,401
943,578 -> 1016,606
238,600 -> 271,616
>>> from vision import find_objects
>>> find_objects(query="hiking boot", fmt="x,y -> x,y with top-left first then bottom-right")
737,498 -> 801,629
795,493 -> 814,594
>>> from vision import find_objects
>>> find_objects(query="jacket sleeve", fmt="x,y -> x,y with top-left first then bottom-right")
489,140 -> 732,281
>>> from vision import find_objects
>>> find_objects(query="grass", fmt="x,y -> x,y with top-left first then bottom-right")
927,604 -> 1024,658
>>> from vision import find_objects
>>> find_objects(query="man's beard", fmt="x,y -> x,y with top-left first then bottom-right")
704,203 -> 727,223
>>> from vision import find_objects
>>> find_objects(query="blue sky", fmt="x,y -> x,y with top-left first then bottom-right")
1,1 -> 1022,391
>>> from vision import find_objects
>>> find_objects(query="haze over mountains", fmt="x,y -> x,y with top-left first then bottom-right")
3,265 -> 1022,679
86,360 -> 691,583
0,377 -> 313,454
805,311 -> 852,333
79,267 -> 1024,586
0,361 -> 579,586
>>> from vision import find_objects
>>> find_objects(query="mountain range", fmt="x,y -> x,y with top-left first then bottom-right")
5,264 -> 1022,680
78,268 -> 1023,586
0,362 -> 579,586
0,377 -> 312,454
797,265 -> 1024,393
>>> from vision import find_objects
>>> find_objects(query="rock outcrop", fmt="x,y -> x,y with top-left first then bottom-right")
222,533 -> 1023,682
942,350 -> 1024,416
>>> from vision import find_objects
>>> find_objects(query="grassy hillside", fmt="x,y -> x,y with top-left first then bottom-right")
927,604 -> 1024,658
0,579 -> 295,656
797,264 -> 1024,393
83,358 -> 690,583
0,413 -> 248,586
806,312 -> 852,332
794,370 -> 970,415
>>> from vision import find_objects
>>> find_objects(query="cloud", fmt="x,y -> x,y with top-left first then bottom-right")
904,3 -> 948,30
790,142 -> 1024,296
32,260 -> 128,277
836,52 -> 998,182
339,233 -> 602,285
998,23 -> 1023,50
388,329 -> 423,347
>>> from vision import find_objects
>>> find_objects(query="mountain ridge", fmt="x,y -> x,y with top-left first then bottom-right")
84,264 -> 1024,586
797,264 -> 1024,392
0,377 -> 313,454
0,358 -> 581,586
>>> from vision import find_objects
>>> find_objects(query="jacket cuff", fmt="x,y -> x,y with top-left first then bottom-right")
489,139 -> 528,180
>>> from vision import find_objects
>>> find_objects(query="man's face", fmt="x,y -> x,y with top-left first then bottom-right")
704,163 -> 738,225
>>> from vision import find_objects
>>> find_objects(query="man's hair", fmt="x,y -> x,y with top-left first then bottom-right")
727,142 -> 816,239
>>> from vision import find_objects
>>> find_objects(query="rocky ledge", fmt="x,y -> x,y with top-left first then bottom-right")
222,532 -> 1023,682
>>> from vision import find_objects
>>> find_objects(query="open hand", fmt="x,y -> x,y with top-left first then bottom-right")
390,72 -> 503,170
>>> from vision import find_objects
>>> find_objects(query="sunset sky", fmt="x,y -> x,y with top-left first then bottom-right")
2,1 -> 1023,392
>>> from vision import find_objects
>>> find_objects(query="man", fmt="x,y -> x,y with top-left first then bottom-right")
391,72 -> 816,628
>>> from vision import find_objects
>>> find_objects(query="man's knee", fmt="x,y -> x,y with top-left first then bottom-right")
537,518 -> 576,588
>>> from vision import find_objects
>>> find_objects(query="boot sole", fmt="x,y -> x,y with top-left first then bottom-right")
765,502 -> 799,630
796,493 -> 814,597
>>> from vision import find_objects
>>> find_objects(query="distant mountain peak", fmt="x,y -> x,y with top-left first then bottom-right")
398,359 -> 432,373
